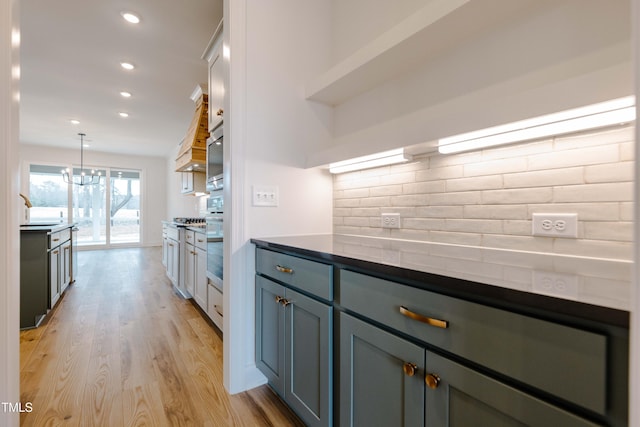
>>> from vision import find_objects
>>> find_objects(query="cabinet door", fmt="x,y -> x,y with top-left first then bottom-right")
181,172 -> 193,194
60,240 -> 71,293
166,239 -> 179,286
255,276 -> 285,395
208,48 -> 224,131
425,352 -> 599,427
162,236 -> 168,267
285,288 -> 331,427
194,247 -> 207,308
49,248 -> 60,308
340,312 -> 424,427
185,244 -> 196,297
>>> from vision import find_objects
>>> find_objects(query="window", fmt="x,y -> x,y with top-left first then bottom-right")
28,164 -> 69,224
28,164 -> 142,247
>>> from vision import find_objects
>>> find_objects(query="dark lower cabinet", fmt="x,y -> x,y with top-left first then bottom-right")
426,352 -> 599,427
339,312 -> 424,427
256,275 -> 332,427
340,312 -> 599,427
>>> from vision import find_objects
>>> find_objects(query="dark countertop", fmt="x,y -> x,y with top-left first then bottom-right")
251,234 -> 631,328
187,226 -> 206,234
20,223 -> 75,233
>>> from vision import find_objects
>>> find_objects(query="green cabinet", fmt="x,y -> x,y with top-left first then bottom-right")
339,312 -> 424,427
426,352 -> 599,427
255,248 -> 333,427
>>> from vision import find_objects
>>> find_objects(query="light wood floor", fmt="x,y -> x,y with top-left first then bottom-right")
20,247 -> 304,427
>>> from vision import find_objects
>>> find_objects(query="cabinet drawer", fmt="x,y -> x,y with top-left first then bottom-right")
256,248 -> 333,301
185,230 -> 195,244
49,228 -> 70,248
339,270 -> 607,414
194,233 -> 207,250
207,284 -> 223,330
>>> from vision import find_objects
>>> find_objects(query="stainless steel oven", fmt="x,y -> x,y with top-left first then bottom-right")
206,194 -> 224,291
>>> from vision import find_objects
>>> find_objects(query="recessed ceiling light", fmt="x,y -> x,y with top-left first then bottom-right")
121,12 -> 140,24
119,112 -> 129,118
120,91 -> 132,98
70,119 -> 80,125
120,62 -> 135,70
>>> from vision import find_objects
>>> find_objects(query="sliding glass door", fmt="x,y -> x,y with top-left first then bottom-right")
28,163 -> 142,248
109,170 -> 140,244
72,168 -> 107,246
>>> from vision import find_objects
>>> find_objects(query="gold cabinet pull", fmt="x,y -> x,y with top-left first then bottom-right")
216,108 -> 224,116
197,239 -> 204,243
399,306 -> 449,329
275,295 -> 284,304
425,373 -> 441,389
276,265 -> 294,274
403,362 -> 418,377
281,299 -> 292,307
53,238 -> 59,242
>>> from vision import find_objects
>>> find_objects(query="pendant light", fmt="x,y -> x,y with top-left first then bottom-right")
62,133 -> 101,185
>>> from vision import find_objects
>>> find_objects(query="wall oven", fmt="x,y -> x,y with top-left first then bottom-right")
206,194 -> 224,292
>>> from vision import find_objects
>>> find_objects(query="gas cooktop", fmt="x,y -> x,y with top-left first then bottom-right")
172,217 -> 206,225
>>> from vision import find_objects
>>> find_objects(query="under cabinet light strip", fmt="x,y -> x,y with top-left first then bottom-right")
329,148 -> 412,174
438,96 -> 636,154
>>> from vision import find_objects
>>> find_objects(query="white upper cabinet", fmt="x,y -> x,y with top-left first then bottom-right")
203,20 -> 224,132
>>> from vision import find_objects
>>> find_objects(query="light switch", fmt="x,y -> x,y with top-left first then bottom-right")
252,185 -> 279,207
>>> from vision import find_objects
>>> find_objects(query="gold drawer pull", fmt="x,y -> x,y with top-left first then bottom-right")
425,373 -> 440,389
275,295 -> 284,303
399,306 -> 449,329
53,238 -> 59,242
403,362 -> 418,377
275,265 -> 293,274
216,108 -> 224,117
280,298 -> 291,307
197,239 -> 204,243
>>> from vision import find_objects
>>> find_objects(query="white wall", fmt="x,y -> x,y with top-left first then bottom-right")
307,0 -> 632,166
1,0 -> 20,425
224,0 -> 333,393
20,144 -> 167,247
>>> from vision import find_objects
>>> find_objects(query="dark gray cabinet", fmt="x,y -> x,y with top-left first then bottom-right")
21,225 -> 72,329
339,312 -> 424,427
255,248 -> 333,427
426,352 -> 600,427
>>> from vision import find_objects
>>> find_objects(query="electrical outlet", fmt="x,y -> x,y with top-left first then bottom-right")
532,213 -> 577,238
532,271 -> 579,299
381,213 -> 400,229
252,185 -> 279,207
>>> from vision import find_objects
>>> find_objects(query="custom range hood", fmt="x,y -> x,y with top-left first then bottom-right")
175,85 -> 210,172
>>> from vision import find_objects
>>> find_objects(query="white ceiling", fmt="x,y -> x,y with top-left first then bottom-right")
19,0 -> 223,158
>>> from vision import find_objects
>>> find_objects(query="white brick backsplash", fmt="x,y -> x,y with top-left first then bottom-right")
463,157 -> 528,177
482,188 -> 553,204
415,206 -> 464,218
333,127 -> 633,260
370,184 -> 403,196
584,221 -> 633,242
430,191 -> 482,206
464,205 -> 527,220
527,144 -> 619,171
620,141 -> 635,161
504,167 -> 583,189
415,164 -> 464,181
445,219 -> 503,234
527,203 -> 619,221
553,183 -> 633,203
446,175 -> 503,192
403,181 -> 446,194
621,202 -> 633,221
584,161 -> 633,183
